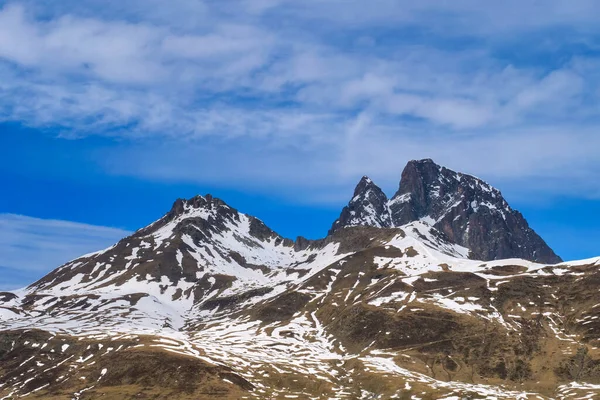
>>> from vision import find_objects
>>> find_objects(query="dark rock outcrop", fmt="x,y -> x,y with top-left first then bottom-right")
329,176 -> 392,235
331,159 -> 562,264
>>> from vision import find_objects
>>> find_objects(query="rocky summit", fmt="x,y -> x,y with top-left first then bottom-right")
1,160 -> 599,400
331,159 -> 562,264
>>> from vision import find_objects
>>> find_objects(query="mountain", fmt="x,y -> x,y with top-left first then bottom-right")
331,159 -> 562,264
1,164 -> 599,400
329,176 -> 392,233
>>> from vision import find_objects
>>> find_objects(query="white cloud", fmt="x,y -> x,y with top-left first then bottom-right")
0,1 -> 599,203
0,214 -> 130,289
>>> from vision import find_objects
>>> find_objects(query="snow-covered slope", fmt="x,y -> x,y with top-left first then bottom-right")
9,195 -> 348,334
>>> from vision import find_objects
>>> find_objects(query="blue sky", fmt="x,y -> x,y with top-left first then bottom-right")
1,0 -> 600,289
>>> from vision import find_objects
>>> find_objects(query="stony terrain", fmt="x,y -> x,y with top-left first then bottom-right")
0,160 -> 598,399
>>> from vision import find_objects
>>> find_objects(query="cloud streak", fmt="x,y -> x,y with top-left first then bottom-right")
0,214 -> 130,289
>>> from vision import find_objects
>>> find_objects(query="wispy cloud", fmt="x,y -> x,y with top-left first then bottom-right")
0,214 -> 130,290
0,1 -> 599,203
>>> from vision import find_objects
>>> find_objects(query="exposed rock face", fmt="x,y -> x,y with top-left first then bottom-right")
390,159 -> 562,263
331,159 -> 562,264
328,176 -> 392,235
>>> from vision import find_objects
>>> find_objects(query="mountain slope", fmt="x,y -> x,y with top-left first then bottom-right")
332,159 -> 562,264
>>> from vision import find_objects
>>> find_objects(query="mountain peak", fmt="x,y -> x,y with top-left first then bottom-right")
32,190 -> 291,298
352,175 -> 377,196
329,176 -> 391,235
169,194 -> 230,215
409,157 -> 436,165
390,158 -> 505,221
331,159 -> 561,263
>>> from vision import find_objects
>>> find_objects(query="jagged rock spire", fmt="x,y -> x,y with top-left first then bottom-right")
329,176 -> 391,235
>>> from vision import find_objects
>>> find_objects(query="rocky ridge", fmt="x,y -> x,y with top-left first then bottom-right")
331,159 -> 562,264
